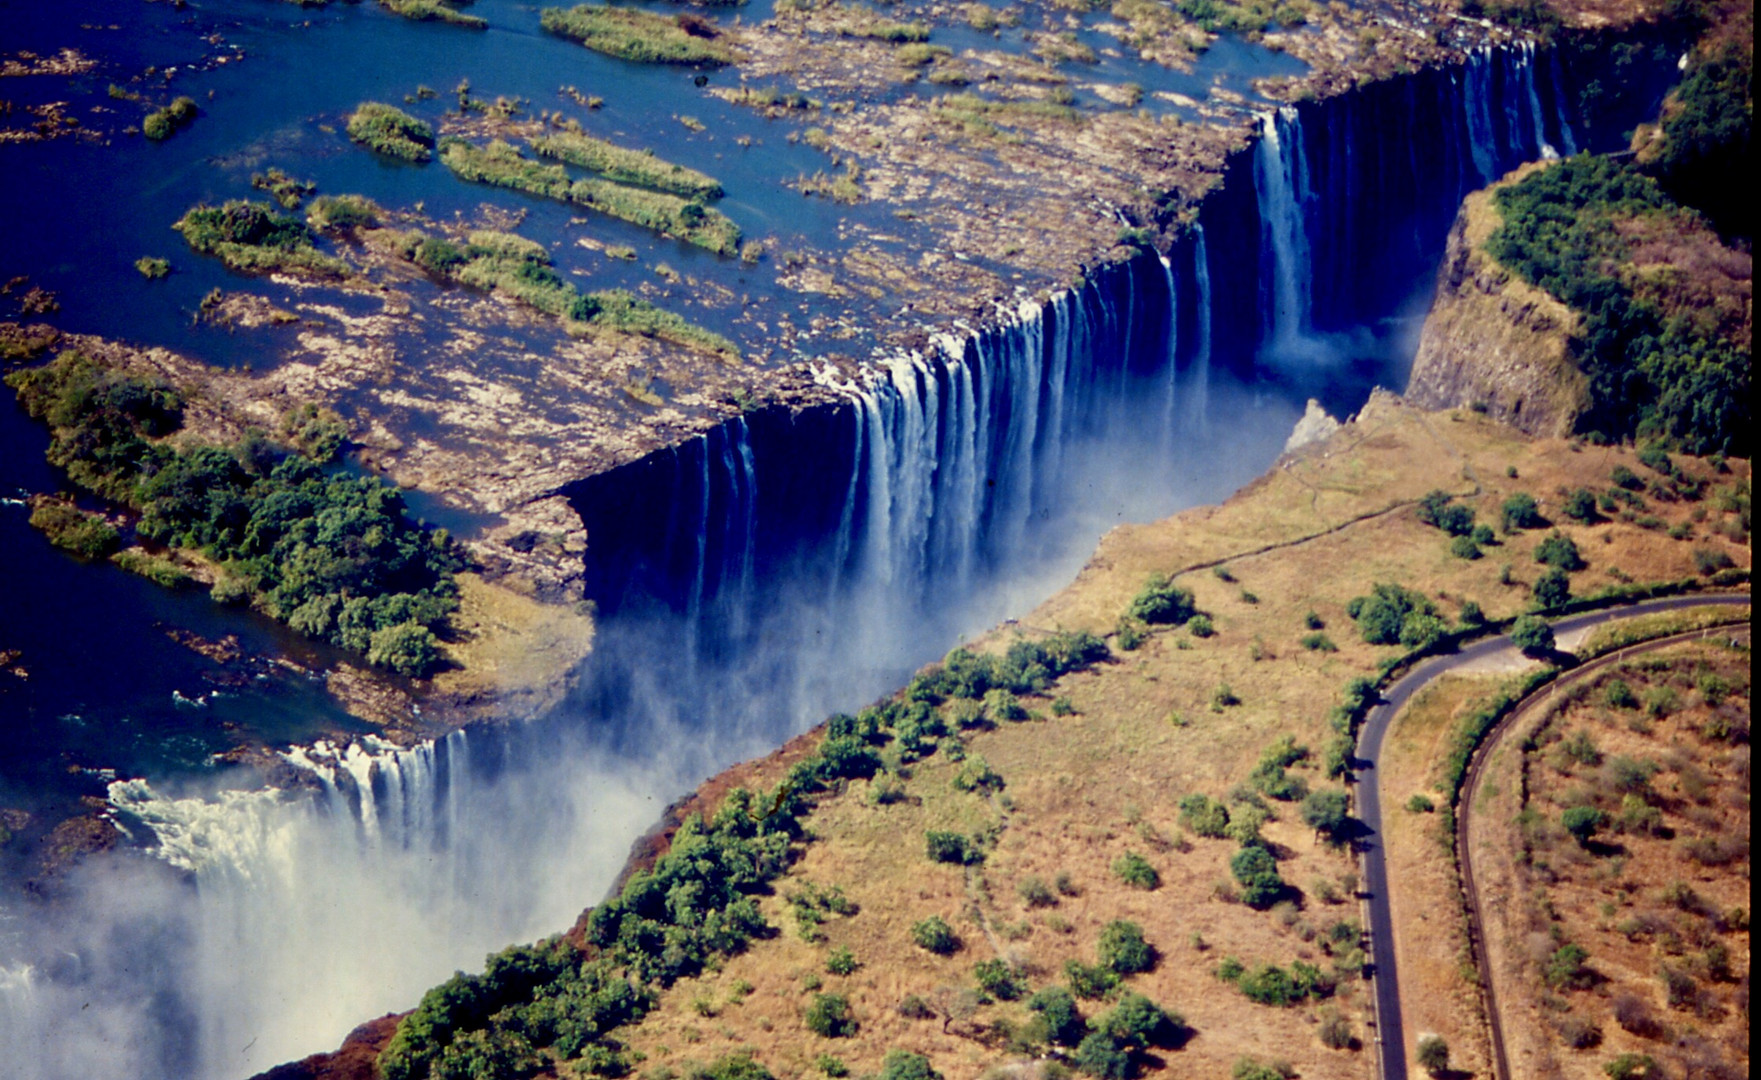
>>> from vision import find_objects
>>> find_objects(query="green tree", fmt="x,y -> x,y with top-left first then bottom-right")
1027,986 -> 1085,1046
1509,614 -> 1555,657
1073,1031 -> 1131,1079
1112,851 -> 1159,890
1534,531 -> 1586,571
877,1051 -> 942,1080
1229,846 -> 1285,908
1097,920 -> 1154,975
1543,943 -> 1592,990
1562,806 -> 1608,846
1299,788 -> 1351,842
972,958 -> 1026,1000
1501,493 -> 1544,533
910,916 -> 959,955
1533,568 -> 1571,609
804,992 -> 856,1037
1095,991 -> 1182,1048
1128,575 -> 1196,625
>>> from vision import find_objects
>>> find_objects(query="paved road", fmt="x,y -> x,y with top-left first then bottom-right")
1353,593 -> 1750,1080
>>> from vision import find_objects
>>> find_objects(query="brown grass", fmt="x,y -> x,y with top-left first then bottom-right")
606,400 -> 1749,1077
1483,642 -> 1751,1080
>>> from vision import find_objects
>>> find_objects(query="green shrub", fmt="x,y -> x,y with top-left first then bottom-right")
1178,793 -> 1229,838
1417,489 -> 1477,535
1543,942 -> 1593,990
1450,534 -> 1483,560
1127,575 -> 1196,625
972,958 -> 1026,1000
804,992 -> 856,1037
1510,614 -> 1555,656
1017,875 -> 1056,908
1188,613 -> 1215,637
1111,851 -> 1159,890
1064,959 -> 1120,1000
307,194 -> 382,232
824,946 -> 857,976
1534,531 -> 1586,571
29,501 -> 120,559
1501,492 -> 1545,533
876,1052 -> 941,1080
910,915 -> 959,954
1097,920 -> 1153,974
1232,1060 -> 1294,1080
1301,631 -> 1337,651
142,96 -> 197,141
1027,985 -> 1085,1046
1416,1034 -> 1450,1075
1346,582 -> 1440,646
1229,846 -> 1284,908
346,102 -> 435,161
1562,487 -> 1601,522
1299,789 -> 1350,841
1603,1054 -> 1660,1080
381,0 -> 490,28
1533,567 -> 1572,609
134,256 -> 170,279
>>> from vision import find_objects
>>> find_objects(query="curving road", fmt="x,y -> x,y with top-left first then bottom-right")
1352,592 -> 1751,1080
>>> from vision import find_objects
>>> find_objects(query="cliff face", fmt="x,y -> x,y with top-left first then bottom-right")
1405,169 -> 1589,438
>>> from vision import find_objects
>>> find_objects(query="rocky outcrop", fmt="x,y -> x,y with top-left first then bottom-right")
1405,168 -> 1589,438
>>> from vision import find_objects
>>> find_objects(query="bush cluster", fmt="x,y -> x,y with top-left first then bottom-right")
174,200 -> 351,279
142,96 -> 197,140
1487,155 -> 1748,455
346,102 -> 436,161
541,4 -> 736,65
8,352 -> 459,675
907,631 -> 1108,704
1347,582 -> 1444,648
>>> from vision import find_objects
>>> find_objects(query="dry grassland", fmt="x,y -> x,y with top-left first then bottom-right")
609,399 -> 1749,1079
1486,642 -> 1750,1080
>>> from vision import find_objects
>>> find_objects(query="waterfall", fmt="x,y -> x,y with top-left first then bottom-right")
1254,106 -> 1313,355
1,39 -> 1668,1080
1517,42 -> 1560,160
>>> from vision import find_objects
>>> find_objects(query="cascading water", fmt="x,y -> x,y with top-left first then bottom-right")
0,40 -> 1669,1079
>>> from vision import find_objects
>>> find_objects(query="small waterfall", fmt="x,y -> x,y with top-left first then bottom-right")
1517,42 -> 1560,160
1463,49 -> 1500,182
1190,224 -> 1213,429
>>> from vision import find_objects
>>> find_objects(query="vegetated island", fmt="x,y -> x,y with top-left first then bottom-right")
269,392 -> 1748,1080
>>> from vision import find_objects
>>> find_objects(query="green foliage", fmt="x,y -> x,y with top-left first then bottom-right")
380,0 -> 490,28
1127,575 -> 1196,625
1648,40 -> 1751,239
1450,534 -> 1483,560
1229,845 -> 1285,908
1249,736 -> 1308,800
134,256 -> 170,279
142,96 -> 197,140
1500,492 -> 1545,533
1533,567 -> 1572,609
1188,613 -> 1215,638
347,102 -> 435,161
1416,1034 -> 1450,1075
8,353 -> 459,674
1072,1032 -> 1131,1079
1064,959 -> 1121,1000
804,992 -> 856,1038
910,915 -> 959,954
1534,532 -> 1586,571
1407,793 -> 1435,813
906,632 -> 1108,703
824,946 -> 857,976
815,1055 -> 848,1078
1299,788 -> 1350,841
1543,942 -> 1593,990
1178,793 -> 1229,838
1562,805 -> 1608,845
1562,487 -> 1601,523
1417,489 -> 1476,536
1017,875 -> 1056,908
1487,155 -> 1749,454
174,200 -> 351,278
29,501 -> 120,559
1300,631 -> 1337,651
541,5 -> 736,64
114,549 -> 193,587
1509,614 -> 1555,657
1346,582 -> 1441,647
251,167 -> 316,209
1111,851 -> 1159,890
1094,991 -> 1182,1049
440,140 -> 742,255
972,958 -> 1027,1000
1603,1053 -> 1660,1080
1097,920 -> 1153,975
308,194 -> 382,232
531,130 -> 723,200
1028,985 -> 1086,1046
925,830 -> 980,865
876,1052 -> 941,1080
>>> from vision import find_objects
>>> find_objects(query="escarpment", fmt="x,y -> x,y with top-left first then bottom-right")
1405,171 -> 1588,437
